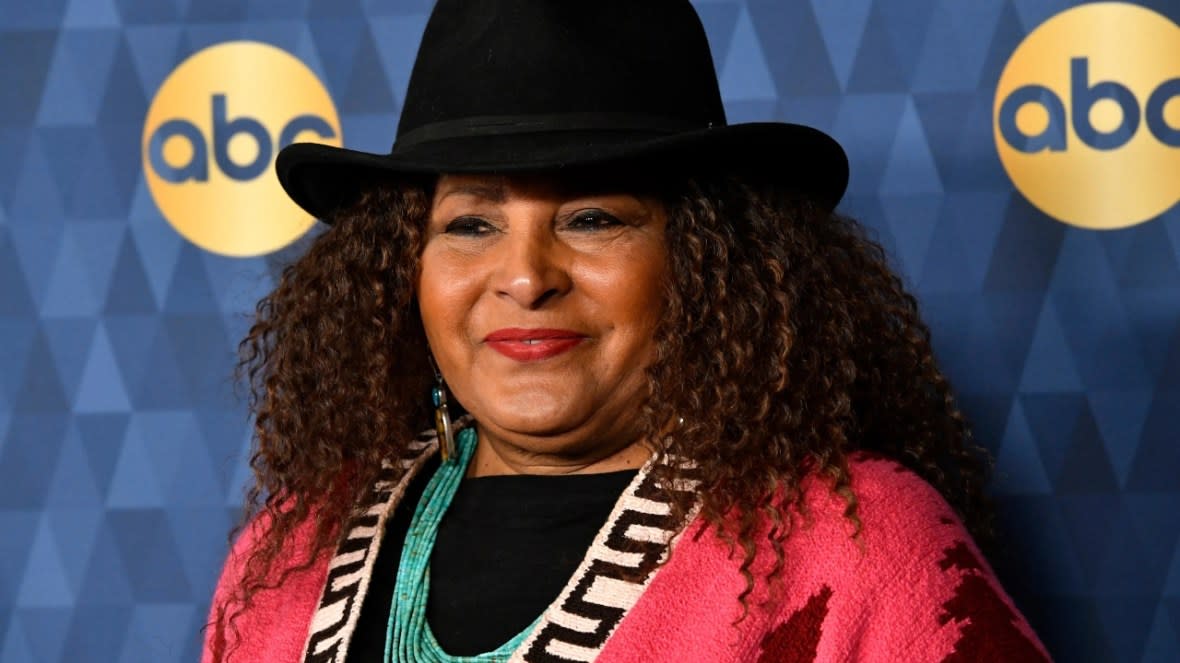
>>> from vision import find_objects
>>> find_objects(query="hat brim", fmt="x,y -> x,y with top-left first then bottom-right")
276,123 -> 848,223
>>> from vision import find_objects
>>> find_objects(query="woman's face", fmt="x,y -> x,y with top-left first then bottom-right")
418,173 -> 668,475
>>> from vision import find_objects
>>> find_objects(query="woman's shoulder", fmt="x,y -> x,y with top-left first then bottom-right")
216,505 -> 328,585
750,452 -> 985,589
784,453 -> 998,608
778,452 -> 1050,660
607,453 -> 1051,662
200,508 -> 332,663
818,451 -> 966,546
651,453 -> 978,587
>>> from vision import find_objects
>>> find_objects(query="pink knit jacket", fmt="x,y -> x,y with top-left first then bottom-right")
201,447 -> 1051,662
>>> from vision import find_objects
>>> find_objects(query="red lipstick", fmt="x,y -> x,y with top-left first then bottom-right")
484,328 -> 586,362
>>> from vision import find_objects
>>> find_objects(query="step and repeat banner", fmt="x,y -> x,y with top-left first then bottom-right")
1,1 -> 1178,661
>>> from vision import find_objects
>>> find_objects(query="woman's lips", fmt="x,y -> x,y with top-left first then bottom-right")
484,328 -> 586,362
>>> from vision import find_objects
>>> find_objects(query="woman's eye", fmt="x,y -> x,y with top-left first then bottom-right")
442,216 -> 495,236
567,210 -> 623,230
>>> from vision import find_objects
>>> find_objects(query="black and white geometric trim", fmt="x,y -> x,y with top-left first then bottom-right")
298,419 -> 699,663
299,426 -> 440,663
510,456 -> 701,663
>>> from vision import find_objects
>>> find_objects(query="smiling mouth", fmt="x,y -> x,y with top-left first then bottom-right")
484,328 -> 586,361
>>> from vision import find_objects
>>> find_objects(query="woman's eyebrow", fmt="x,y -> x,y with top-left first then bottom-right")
436,182 -> 506,203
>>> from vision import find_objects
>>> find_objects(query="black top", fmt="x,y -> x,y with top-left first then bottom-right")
348,456 -> 638,659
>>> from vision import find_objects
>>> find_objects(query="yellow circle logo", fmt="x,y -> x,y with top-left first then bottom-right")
994,3 -> 1180,230
142,41 -> 342,256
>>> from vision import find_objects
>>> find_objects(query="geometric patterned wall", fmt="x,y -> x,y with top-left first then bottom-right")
2,1 -> 1178,661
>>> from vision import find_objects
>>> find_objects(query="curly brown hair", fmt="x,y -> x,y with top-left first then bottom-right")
208,171 -> 993,659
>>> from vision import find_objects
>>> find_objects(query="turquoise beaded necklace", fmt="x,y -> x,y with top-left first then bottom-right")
384,425 -> 541,662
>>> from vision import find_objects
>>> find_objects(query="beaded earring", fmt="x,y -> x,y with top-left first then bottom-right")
429,358 -> 457,463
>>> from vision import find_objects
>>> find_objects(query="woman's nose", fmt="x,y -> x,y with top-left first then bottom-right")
491,224 -> 572,309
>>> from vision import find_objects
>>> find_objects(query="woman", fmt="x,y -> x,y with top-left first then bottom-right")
203,1 -> 1051,661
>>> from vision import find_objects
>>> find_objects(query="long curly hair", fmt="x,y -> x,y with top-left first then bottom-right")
208,171 -> 993,659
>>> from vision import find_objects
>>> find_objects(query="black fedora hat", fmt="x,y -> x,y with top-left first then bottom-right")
276,0 -> 849,222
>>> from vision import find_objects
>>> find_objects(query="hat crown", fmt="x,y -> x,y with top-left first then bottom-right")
394,0 -> 727,148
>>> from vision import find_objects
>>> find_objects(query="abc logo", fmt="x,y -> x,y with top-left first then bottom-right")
142,41 -> 342,256
994,3 -> 1180,230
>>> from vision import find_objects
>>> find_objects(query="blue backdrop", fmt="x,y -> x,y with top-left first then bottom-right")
1,1 -> 1178,661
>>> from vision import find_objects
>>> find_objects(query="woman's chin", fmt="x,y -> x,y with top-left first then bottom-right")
471,400 -> 591,441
